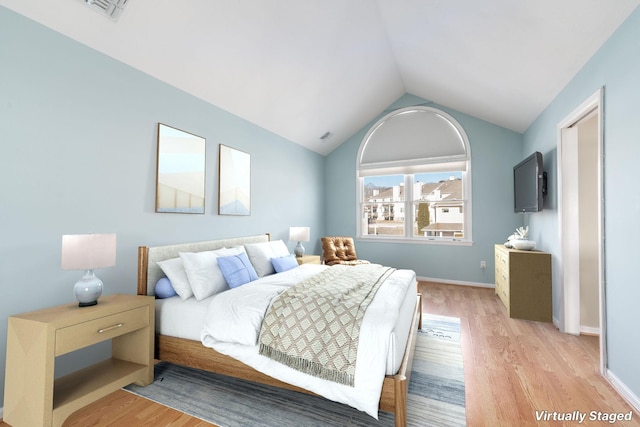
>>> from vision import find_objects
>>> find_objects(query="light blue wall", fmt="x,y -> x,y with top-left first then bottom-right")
523,6 -> 640,403
5,0 -> 638,411
0,6 -> 324,403
325,94 -> 524,283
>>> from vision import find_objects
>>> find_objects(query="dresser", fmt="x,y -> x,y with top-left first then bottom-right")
3,294 -> 154,427
494,244 -> 552,322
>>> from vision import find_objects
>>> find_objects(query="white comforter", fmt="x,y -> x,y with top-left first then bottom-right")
200,264 -> 413,418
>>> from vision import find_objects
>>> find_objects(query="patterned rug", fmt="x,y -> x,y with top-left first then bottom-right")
420,313 -> 462,342
125,314 -> 465,426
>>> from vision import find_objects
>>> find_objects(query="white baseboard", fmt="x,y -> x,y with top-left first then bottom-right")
580,325 -> 600,336
417,276 -> 494,289
606,369 -> 640,413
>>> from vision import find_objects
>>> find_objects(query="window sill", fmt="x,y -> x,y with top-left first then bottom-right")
356,235 -> 473,246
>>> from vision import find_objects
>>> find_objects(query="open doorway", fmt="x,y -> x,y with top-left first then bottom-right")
557,88 -> 606,374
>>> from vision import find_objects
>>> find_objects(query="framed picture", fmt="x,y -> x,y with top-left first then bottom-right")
155,123 -> 206,214
218,144 -> 251,215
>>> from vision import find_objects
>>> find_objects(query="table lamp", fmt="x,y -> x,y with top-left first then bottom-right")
289,226 -> 310,257
61,233 -> 116,307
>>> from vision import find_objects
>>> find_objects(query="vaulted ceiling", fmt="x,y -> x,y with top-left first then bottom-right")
2,1 -> 638,155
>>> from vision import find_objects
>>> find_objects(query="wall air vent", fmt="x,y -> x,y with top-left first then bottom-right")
84,0 -> 129,21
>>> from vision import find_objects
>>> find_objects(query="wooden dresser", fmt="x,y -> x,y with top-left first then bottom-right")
494,244 -> 552,322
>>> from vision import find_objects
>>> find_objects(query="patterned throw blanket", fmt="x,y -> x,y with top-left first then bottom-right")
258,264 -> 395,387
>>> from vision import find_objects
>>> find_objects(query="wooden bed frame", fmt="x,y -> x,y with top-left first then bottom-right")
137,234 -> 422,427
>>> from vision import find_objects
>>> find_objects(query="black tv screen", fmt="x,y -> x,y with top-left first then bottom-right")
514,151 -> 545,213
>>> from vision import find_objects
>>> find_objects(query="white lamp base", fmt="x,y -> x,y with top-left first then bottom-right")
74,269 -> 103,307
294,241 -> 305,257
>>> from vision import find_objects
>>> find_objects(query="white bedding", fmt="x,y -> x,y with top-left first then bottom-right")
155,274 -> 416,373
199,264 -> 416,419
155,294 -> 213,341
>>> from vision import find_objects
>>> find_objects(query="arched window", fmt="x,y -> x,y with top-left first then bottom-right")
356,106 -> 472,243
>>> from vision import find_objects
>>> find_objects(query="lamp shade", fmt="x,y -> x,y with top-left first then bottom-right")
61,233 -> 117,270
289,227 -> 310,242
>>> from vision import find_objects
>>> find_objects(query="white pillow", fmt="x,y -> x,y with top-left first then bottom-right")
179,247 -> 244,301
157,257 -> 193,301
244,240 -> 290,277
217,246 -> 247,258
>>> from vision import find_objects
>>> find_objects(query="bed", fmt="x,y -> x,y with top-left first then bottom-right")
137,234 -> 421,427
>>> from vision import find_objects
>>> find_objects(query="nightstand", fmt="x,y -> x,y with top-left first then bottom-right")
296,255 -> 321,265
3,294 -> 154,427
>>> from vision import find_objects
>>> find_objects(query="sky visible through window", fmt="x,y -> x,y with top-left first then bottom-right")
364,172 -> 462,187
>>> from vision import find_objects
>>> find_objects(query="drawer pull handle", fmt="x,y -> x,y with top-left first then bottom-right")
98,323 -> 123,333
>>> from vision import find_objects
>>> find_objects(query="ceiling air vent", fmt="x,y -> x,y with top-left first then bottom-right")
84,0 -> 129,21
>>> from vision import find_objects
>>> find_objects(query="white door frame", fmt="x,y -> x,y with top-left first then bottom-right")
557,87 -> 606,374
558,125 -> 581,334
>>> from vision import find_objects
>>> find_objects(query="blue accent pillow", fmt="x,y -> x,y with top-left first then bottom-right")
155,277 -> 178,299
217,252 -> 259,288
271,255 -> 299,273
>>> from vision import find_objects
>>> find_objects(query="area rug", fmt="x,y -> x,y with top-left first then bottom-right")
125,314 -> 465,426
420,313 -> 462,342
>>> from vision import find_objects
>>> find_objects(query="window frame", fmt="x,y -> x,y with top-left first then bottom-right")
356,106 -> 472,246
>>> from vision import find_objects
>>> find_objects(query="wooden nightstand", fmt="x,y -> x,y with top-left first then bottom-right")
296,255 -> 321,265
3,294 -> 154,427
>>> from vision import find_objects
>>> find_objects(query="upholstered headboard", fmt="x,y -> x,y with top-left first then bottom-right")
137,233 -> 270,296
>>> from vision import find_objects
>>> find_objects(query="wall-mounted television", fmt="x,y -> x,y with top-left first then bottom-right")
514,151 -> 547,213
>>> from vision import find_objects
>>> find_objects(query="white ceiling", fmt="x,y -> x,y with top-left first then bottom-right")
2,0 -> 639,155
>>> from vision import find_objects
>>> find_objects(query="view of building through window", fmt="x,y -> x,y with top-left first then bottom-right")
362,172 -> 464,238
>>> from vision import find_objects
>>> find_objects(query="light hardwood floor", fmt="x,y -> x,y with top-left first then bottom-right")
2,282 -> 638,426
420,282 -> 639,426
